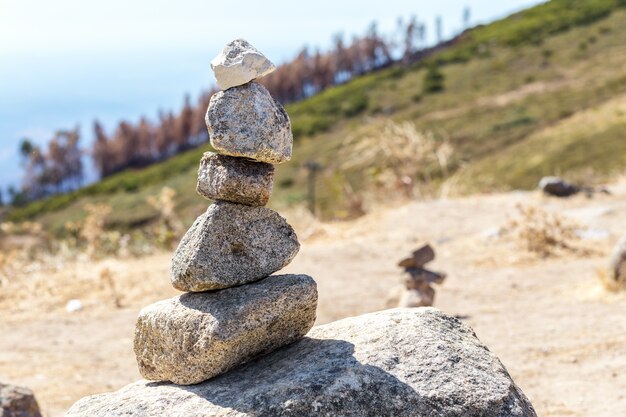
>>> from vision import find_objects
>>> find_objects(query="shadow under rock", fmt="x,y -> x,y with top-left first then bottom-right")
147,337 -> 425,416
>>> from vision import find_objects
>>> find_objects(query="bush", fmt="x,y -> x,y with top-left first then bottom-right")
291,116 -> 332,138
423,65 -> 445,94
341,92 -> 369,117
504,204 -> 583,257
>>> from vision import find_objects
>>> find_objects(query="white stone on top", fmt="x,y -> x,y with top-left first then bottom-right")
211,39 -> 276,90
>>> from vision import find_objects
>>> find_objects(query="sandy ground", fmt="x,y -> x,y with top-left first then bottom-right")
1,182 -> 626,416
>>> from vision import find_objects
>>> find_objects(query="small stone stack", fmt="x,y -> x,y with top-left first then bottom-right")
133,39 -> 318,386
397,244 -> 446,307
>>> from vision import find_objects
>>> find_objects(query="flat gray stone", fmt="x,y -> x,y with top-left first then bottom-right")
211,39 -> 276,90
206,81 -> 293,164
0,382 -> 42,417
171,201 -> 299,291
197,152 -> 274,207
68,308 -> 537,417
134,274 -> 317,385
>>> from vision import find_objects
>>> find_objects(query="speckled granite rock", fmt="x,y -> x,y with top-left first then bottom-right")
170,201 -> 299,291
211,39 -> 276,90
206,81 -> 292,164
0,382 -> 42,417
196,152 -> 274,206
68,308 -> 537,417
134,274 -> 317,385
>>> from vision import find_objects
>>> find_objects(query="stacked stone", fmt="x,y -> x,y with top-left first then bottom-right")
133,39 -> 318,386
397,244 -> 446,307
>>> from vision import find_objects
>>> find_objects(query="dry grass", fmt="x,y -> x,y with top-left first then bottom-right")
503,204 -> 591,258
99,266 -> 123,308
78,203 -> 112,259
596,268 -> 625,292
147,187 -> 184,249
343,121 -> 454,199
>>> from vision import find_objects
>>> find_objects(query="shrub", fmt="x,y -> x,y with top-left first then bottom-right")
147,187 -> 183,249
348,121 -> 454,199
341,92 -> 369,117
423,65 -> 445,94
80,203 -> 112,259
504,204 -> 584,257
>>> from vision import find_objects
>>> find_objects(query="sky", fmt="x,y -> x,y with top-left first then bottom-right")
0,0 -> 545,192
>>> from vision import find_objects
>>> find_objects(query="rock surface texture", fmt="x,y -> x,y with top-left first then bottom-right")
0,382 -> 42,417
211,39 -> 276,90
170,201 -> 300,291
134,274 -> 317,385
196,152 -> 274,206
68,308 -> 537,417
206,81 -> 293,164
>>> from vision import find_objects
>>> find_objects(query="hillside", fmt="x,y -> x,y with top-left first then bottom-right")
7,0 -> 626,233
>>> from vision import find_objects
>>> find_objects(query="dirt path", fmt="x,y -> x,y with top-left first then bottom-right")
2,182 -> 626,416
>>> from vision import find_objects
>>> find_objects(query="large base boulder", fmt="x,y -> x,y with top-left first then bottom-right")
69,308 -> 536,417
135,274 -> 317,385
0,382 -> 42,417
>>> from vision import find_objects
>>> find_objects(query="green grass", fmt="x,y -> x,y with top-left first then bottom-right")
435,0 -> 626,63
457,94 -> 626,190
6,0 -> 626,232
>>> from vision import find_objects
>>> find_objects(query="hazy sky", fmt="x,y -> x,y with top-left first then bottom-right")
0,0 -> 544,191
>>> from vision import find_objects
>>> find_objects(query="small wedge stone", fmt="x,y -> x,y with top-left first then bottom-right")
211,39 -> 276,90
206,82 -> 292,164
171,201 -> 300,291
197,152 -> 274,206
134,274 -> 318,385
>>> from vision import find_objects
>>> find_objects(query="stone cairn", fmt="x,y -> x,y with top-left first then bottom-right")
397,244 -> 446,307
133,39 -> 318,385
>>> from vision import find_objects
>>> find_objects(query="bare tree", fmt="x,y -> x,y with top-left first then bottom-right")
93,120 -> 114,177
176,94 -> 194,151
463,7 -> 471,30
436,16 -> 443,44
403,15 -> 417,60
